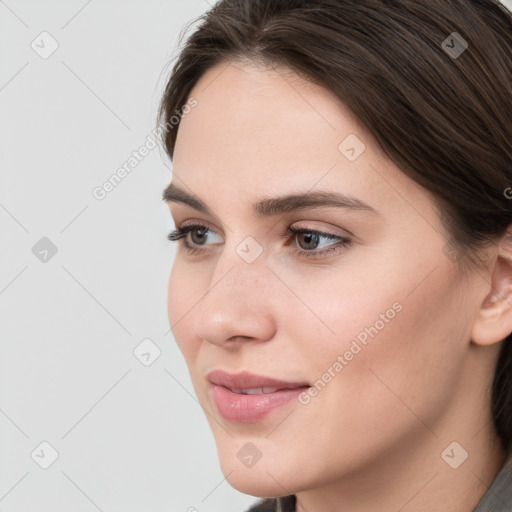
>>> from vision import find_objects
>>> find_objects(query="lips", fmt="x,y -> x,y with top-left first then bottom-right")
207,370 -> 311,423
207,369 -> 310,392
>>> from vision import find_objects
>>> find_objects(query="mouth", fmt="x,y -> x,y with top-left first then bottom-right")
228,386 -> 290,394
207,369 -> 311,423
207,369 -> 310,390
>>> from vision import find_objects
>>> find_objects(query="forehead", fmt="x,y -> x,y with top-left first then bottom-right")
171,60 -> 432,222
177,60 -> 368,154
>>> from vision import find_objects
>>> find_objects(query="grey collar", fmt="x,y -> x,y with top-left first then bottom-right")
473,449 -> 512,511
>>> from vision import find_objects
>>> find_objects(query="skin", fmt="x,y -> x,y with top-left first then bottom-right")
165,59 -> 512,512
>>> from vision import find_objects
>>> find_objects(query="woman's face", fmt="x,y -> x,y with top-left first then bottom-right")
165,60 -> 490,496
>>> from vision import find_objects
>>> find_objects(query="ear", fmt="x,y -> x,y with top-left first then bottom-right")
471,228 -> 512,346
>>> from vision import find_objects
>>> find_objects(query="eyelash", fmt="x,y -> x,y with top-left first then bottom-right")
167,223 -> 352,259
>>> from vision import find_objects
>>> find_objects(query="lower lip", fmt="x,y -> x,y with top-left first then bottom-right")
210,384 -> 310,423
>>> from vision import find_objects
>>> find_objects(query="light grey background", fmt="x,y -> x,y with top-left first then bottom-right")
2,1 -> 512,511
0,1 -> 257,511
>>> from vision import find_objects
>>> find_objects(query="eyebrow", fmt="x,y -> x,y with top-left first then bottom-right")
162,182 -> 380,217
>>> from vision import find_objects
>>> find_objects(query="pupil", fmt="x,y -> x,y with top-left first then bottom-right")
191,228 -> 207,244
299,232 -> 319,250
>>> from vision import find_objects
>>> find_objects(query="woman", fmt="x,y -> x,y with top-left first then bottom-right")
159,1 -> 512,510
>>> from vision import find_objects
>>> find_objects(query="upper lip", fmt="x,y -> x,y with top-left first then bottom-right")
207,369 -> 310,390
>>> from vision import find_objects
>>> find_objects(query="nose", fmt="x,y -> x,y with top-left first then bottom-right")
192,257 -> 277,348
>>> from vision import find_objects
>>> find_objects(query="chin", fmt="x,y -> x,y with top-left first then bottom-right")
214,444 -> 296,497
223,469 -> 292,498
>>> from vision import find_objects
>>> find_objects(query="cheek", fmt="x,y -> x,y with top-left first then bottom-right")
167,260 -> 201,360
291,258 -> 466,434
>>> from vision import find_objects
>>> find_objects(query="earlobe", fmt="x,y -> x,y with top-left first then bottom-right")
471,228 -> 512,347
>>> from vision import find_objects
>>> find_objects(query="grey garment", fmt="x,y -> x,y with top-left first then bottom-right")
473,449 -> 512,511
246,495 -> 295,512
246,451 -> 512,512
276,495 -> 296,512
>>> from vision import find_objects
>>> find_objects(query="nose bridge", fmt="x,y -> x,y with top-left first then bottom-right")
193,246 -> 276,345
210,232 -> 271,301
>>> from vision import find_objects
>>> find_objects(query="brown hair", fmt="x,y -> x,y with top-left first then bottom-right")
158,0 -> 512,454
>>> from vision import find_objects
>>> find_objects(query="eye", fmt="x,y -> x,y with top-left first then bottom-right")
167,223 -> 352,259
167,223 -> 222,254
286,225 -> 352,259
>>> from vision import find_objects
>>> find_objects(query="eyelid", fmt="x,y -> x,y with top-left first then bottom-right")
174,218 -> 350,238
289,221 -> 352,239
176,219 -> 222,235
